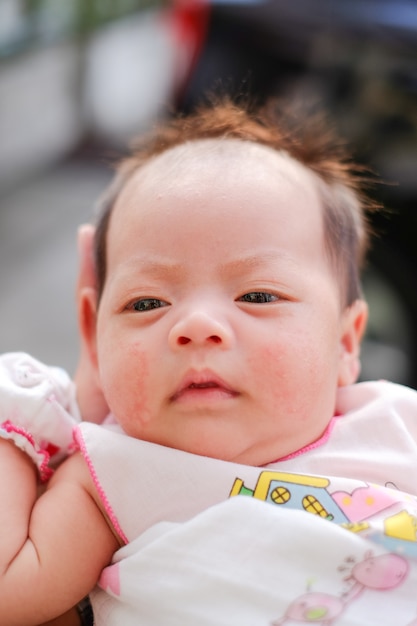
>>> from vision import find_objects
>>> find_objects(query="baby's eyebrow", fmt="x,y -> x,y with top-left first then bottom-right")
138,259 -> 183,275
131,260 -> 186,283
117,257 -> 186,281
116,251 -> 296,283
218,252 -> 297,275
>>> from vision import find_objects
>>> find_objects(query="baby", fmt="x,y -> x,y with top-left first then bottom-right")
2,98 -> 417,626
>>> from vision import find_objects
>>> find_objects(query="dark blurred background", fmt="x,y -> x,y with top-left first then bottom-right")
1,0 -> 416,388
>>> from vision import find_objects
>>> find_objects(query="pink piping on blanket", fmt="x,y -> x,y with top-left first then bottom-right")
273,414 -> 342,463
74,426 -> 129,545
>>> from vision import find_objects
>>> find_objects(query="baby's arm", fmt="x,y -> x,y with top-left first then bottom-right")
0,441 -> 119,626
0,439 -> 37,572
42,608 -> 82,626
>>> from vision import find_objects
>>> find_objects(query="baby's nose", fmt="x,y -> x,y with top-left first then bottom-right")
168,310 -> 233,349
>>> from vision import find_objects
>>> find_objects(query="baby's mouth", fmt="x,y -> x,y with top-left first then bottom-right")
188,382 -> 219,389
171,372 -> 238,403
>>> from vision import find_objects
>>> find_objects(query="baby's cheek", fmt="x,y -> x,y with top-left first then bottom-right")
247,342 -> 290,398
249,339 -> 323,414
103,342 -> 151,430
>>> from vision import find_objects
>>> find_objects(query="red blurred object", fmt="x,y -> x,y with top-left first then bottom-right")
164,1 -> 211,104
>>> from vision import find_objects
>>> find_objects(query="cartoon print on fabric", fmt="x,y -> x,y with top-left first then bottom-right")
366,509 -> 417,557
229,471 -> 408,524
230,472 -> 349,523
271,550 -> 409,625
332,484 -> 402,521
230,471 -> 417,557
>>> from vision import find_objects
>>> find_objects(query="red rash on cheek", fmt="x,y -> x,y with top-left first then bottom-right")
126,343 -> 150,417
247,344 -> 287,398
104,342 -> 152,429
248,341 -> 312,418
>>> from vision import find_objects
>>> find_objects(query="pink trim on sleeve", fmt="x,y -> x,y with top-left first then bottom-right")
74,426 -> 129,545
271,414 -> 342,463
1,419 -> 53,482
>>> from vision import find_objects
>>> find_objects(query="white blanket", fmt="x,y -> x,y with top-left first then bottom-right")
92,496 -> 417,625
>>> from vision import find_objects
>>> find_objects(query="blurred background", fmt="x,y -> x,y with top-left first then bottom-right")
0,0 -> 416,388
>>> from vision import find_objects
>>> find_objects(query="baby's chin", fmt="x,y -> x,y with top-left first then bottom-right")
117,406 -> 330,466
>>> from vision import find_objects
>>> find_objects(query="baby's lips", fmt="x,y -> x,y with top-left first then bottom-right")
170,369 -> 238,401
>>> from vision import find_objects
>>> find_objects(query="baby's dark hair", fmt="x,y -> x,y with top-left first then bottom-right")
94,96 -> 378,306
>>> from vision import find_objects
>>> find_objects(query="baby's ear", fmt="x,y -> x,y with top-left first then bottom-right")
76,287 -> 109,422
78,286 -> 99,372
338,299 -> 368,386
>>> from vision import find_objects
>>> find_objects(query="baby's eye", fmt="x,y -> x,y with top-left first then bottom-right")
131,298 -> 169,312
237,292 -> 279,304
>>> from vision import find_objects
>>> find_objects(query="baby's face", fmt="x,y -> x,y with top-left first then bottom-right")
86,139 -> 364,465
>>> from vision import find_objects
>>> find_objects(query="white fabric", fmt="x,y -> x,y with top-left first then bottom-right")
76,380 -> 417,625
0,352 -> 80,479
92,498 -> 417,625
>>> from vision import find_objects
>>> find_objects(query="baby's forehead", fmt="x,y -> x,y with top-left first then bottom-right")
130,137 -> 316,190
108,138 -> 325,246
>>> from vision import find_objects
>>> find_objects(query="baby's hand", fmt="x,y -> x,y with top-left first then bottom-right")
0,352 -> 80,481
